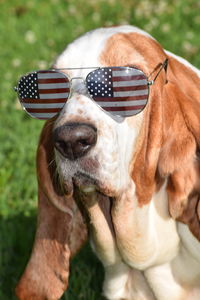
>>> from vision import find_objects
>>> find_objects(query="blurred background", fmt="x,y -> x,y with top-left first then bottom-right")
0,0 -> 199,299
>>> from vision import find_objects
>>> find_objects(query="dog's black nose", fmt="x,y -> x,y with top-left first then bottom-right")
53,123 -> 97,160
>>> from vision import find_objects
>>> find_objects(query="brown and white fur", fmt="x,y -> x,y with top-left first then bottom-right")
16,25 -> 200,300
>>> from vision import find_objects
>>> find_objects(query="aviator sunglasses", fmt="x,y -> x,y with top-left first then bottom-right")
14,59 -> 168,120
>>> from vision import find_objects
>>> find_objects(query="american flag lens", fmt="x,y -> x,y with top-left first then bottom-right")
16,66 -> 149,120
86,67 -> 149,117
17,70 -> 70,119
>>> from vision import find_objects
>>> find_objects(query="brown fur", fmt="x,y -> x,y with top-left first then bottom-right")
15,121 -> 88,300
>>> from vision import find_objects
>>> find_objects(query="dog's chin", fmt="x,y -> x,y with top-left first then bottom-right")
59,167 -> 116,199
56,152 -> 117,197
69,171 -> 116,198
72,171 -> 98,189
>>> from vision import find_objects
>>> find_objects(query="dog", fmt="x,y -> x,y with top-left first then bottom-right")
15,25 -> 200,300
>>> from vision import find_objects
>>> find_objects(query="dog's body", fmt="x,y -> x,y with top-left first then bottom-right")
16,26 -> 200,300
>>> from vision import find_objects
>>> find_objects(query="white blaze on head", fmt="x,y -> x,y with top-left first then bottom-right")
53,26 -> 150,195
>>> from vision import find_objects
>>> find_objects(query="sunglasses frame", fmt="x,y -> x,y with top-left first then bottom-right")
14,59 -> 168,119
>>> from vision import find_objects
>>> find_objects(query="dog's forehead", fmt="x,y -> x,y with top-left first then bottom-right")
54,26 -> 155,73
53,26 -> 159,126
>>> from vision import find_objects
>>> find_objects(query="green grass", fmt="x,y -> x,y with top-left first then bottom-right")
0,0 -> 199,299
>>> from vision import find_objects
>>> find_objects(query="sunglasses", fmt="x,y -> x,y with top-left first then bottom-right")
14,59 -> 168,120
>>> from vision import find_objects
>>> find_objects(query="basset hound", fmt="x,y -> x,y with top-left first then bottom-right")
15,25 -> 200,300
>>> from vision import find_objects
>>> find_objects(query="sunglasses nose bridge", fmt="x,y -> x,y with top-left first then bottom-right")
70,77 -> 88,95
71,76 -> 85,81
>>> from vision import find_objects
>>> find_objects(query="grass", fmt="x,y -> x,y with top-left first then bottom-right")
0,0 -> 199,299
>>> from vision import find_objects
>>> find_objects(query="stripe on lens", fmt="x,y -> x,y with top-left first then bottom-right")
21,98 -> 67,103
37,72 -> 67,79
112,69 -> 143,77
40,93 -> 69,99
23,103 -> 65,109
93,95 -> 147,102
38,83 -> 69,89
113,89 -> 148,97
26,108 -> 61,113
113,79 -> 147,87
97,100 -> 147,107
102,105 -> 144,111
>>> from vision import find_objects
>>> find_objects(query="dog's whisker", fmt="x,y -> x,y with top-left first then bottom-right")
48,158 -> 56,168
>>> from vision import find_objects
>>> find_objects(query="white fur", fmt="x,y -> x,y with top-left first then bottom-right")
53,26 -> 200,300
112,181 -> 179,270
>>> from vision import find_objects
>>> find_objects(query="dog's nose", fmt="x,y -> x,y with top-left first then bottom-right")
53,123 -> 97,160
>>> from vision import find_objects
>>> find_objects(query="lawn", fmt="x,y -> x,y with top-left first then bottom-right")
0,0 -> 199,299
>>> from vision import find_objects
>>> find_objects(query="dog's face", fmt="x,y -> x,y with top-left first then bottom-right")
53,26 -> 162,197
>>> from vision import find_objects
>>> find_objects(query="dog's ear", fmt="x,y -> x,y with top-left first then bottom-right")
15,120 -> 88,300
158,58 -> 200,241
132,57 -> 200,241
177,194 -> 200,241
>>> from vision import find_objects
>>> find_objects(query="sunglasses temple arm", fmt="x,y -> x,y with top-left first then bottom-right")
148,58 -> 168,85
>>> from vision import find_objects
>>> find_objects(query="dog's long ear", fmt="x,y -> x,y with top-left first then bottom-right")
15,120 -> 88,300
158,57 -> 200,241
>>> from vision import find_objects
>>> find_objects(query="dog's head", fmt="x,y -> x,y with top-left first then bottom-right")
52,26 -> 169,199
50,25 -> 200,242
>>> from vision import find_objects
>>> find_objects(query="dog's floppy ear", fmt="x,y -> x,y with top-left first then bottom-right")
158,57 -> 200,240
15,120 -> 88,300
